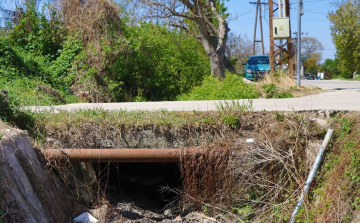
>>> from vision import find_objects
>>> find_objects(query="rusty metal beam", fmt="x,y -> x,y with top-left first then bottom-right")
43,148 -> 201,163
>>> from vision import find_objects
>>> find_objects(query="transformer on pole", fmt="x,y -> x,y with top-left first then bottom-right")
269,0 -> 294,76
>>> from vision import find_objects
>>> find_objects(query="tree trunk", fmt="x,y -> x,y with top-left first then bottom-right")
209,52 -> 226,79
209,35 -> 236,74
200,36 -> 226,79
191,0 -> 231,80
223,56 -> 237,73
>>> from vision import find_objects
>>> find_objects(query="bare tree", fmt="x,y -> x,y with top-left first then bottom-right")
301,37 -> 324,58
139,0 -> 235,79
226,33 -> 261,72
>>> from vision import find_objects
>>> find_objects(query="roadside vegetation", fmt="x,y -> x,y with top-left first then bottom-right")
0,0 -> 325,107
0,0 -> 358,107
178,73 -> 261,100
0,0 -> 211,104
258,72 -> 323,98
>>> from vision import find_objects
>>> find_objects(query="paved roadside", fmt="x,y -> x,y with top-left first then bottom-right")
301,79 -> 360,92
27,80 -> 360,112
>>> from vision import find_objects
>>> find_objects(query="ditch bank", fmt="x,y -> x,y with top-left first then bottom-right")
0,110 -> 351,222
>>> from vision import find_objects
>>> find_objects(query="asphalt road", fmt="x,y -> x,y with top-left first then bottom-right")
27,80 -> 360,112
301,79 -> 360,92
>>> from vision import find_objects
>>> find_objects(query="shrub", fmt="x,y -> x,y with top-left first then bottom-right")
178,73 -> 261,100
111,22 -> 210,101
262,83 -> 294,99
324,71 -> 332,80
0,78 -> 75,106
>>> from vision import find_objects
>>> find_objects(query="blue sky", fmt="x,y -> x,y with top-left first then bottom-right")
225,0 -> 337,61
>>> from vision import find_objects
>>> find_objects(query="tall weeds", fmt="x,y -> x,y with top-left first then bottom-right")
57,0 -> 124,102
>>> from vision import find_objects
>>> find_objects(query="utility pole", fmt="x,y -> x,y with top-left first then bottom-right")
269,1 -> 275,75
269,0 -> 294,76
297,0 -> 304,86
250,0 -> 268,55
285,1 -> 294,76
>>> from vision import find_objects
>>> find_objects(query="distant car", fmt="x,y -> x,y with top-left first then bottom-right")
304,73 -> 315,80
242,55 -> 271,81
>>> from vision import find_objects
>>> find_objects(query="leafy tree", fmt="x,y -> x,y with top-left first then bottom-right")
328,1 -> 360,78
304,53 -> 321,75
321,58 -> 341,77
140,0 -> 235,79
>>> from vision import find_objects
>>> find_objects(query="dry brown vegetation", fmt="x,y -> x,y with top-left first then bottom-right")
56,0 -> 125,102
180,144 -> 232,210
257,72 -> 324,98
175,111 -> 328,222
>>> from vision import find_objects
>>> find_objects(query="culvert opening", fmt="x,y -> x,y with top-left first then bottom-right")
93,162 -> 182,211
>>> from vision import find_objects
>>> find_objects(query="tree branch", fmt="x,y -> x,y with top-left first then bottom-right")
140,0 -> 194,20
171,23 -> 198,38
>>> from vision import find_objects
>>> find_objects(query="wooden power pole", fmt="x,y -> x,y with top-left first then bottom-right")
250,0 -> 268,55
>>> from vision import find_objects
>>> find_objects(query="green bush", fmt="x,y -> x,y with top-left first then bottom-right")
0,0 -> 81,101
0,38 -> 31,78
178,73 -> 261,100
9,0 -> 63,57
262,83 -> 294,99
111,22 -> 210,101
0,78 -> 77,106
0,90 -> 12,121
0,2 -> 218,103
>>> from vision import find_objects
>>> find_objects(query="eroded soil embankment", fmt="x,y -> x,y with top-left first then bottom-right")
0,126 -> 78,223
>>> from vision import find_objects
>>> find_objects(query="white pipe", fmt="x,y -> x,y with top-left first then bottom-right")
283,0 -> 287,17
289,129 -> 334,223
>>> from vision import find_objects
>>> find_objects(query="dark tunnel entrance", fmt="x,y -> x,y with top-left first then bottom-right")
92,162 -> 182,212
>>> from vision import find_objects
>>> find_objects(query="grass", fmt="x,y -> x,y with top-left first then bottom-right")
294,114 -> 360,222
30,105 -> 254,132
352,75 -> 360,81
216,99 -> 254,113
